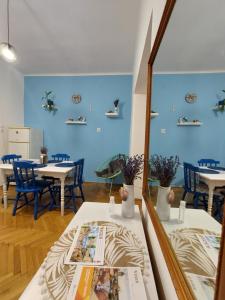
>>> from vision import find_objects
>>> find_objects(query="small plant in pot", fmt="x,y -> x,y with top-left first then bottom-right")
119,154 -> 144,218
150,154 -> 179,221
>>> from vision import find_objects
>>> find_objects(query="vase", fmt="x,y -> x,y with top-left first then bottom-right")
40,154 -> 48,164
156,186 -> 171,221
121,184 -> 135,218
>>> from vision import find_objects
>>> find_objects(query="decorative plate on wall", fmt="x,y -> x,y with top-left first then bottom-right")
72,95 -> 81,104
185,93 -> 197,103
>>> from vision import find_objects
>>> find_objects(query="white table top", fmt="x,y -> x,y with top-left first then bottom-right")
0,161 -> 74,175
19,202 -> 158,300
162,208 -> 221,234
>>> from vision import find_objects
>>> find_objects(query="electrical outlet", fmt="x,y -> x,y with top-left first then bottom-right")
97,128 -> 101,133
171,104 -> 176,112
161,128 -> 166,134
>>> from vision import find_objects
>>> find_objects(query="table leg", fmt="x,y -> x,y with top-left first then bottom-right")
2,174 -> 8,209
60,177 -> 65,216
208,184 -> 214,215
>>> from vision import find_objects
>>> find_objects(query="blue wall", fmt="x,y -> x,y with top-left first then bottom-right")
24,75 -> 132,182
150,73 -> 225,185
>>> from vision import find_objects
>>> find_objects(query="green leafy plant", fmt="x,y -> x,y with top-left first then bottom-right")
42,91 -> 57,112
216,90 -> 225,111
150,155 -> 179,187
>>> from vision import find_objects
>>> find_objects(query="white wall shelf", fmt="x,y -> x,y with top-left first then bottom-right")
151,112 -> 159,118
212,106 -> 224,111
65,120 -> 87,125
177,122 -> 202,126
105,112 -> 119,118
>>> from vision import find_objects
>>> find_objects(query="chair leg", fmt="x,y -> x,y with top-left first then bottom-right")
34,192 -> 39,220
182,191 -> 187,201
48,186 -> 55,211
71,188 -> 77,213
24,193 -> 29,204
193,193 -> 199,209
7,180 -> 10,191
109,179 -> 113,196
79,185 -> 85,202
12,192 -> 21,216
202,195 -> 208,211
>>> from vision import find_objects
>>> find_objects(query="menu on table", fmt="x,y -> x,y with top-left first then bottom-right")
65,225 -> 106,266
67,266 -> 147,300
186,273 -> 215,300
196,234 -> 221,267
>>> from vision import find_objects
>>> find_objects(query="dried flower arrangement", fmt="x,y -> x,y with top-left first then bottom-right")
150,155 -> 179,187
118,154 -> 144,185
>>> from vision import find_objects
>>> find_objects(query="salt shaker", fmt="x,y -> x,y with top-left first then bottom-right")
109,196 -> 115,216
178,200 -> 186,223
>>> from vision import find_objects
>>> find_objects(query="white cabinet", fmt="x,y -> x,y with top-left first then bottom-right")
8,127 -> 43,159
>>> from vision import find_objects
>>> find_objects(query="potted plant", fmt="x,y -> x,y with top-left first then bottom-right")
119,154 -> 144,218
150,155 -> 179,221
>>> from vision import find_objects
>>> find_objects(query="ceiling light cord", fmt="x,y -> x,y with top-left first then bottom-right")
7,0 -> 10,45
0,0 -> 17,62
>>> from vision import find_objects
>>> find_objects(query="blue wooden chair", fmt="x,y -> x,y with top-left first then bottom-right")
198,159 -> 220,167
53,159 -> 85,212
1,154 -> 22,190
13,161 -> 55,220
52,153 -> 70,161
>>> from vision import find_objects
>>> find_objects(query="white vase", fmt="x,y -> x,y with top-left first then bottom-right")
121,184 -> 135,218
156,186 -> 171,221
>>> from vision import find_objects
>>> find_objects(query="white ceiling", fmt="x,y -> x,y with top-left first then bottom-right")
154,0 -> 225,73
0,0 -> 141,74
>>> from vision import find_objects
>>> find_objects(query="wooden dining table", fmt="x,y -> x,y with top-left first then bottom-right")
0,160 -> 74,216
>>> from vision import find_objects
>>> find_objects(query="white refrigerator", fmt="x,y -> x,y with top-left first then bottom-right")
8,127 -> 43,159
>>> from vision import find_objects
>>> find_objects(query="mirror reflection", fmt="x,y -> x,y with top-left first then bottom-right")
148,0 -> 225,298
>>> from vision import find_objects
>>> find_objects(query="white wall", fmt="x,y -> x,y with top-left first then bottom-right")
0,60 -> 24,184
130,0 -> 167,198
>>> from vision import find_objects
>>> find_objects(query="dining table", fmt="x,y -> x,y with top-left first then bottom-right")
19,202 -> 158,300
198,167 -> 225,215
0,160 -> 75,216
162,208 -> 221,300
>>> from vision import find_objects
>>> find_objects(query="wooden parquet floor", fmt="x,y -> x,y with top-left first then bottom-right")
0,182 -> 124,300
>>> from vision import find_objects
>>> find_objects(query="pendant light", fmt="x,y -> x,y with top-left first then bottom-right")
0,0 -> 17,62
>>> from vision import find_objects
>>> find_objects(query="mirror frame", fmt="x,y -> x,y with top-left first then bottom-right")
142,0 -> 225,299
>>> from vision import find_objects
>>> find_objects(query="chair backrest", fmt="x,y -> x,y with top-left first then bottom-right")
2,154 -> 21,164
52,153 -> 70,161
198,159 -> 220,167
183,162 -> 199,193
73,159 -> 84,186
13,161 -> 36,189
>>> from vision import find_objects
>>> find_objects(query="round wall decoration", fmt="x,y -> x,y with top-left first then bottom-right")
185,93 -> 197,103
72,94 -> 81,104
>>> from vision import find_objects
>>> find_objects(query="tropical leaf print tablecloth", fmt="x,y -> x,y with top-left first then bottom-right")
38,221 -> 149,300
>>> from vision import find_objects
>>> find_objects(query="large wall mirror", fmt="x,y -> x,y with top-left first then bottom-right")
144,0 -> 225,299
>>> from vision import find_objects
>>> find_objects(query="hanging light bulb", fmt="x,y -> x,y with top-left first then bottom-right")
0,0 -> 17,63
0,42 -> 17,62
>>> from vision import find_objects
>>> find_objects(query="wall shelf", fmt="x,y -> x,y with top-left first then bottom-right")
212,106 -> 224,112
151,112 -> 159,118
105,112 -> 119,118
177,122 -> 202,126
65,120 -> 87,125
